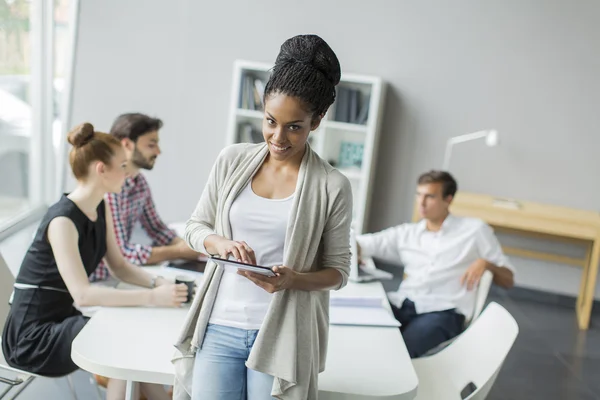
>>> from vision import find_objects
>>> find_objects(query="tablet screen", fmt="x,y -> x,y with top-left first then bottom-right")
209,256 -> 276,277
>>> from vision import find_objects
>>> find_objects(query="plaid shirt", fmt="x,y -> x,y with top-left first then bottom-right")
90,173 -> 177,281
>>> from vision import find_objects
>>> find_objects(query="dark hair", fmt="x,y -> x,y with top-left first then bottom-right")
417,170 -> 458,198
264,34 -> 341,118
109,113 -> 163,142
67,123 -> 121,180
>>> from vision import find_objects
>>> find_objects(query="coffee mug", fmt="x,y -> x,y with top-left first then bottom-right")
175,275 -> 195,303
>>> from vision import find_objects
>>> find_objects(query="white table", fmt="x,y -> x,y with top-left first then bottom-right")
321,283 -> 418,399
72,270 -> 418,400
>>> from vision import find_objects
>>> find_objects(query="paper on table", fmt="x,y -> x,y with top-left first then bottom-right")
329,295 -> 384,308
329,294 -> 400,327
329,306 -> 401,327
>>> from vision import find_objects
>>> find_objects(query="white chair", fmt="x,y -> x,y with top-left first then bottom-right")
423,269 -> 494,356
0,251 -> 78,399
412,302 -> 519,400
468,269 -> 494,325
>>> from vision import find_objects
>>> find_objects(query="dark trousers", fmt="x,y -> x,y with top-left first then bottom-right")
391,299 -> 465,358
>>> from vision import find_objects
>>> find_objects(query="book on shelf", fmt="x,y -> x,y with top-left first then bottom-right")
334,87 -> 370,125
239,74 -> 266,111
355,93 -> 370,125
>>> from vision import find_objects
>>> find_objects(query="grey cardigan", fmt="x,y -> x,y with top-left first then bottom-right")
171,143 -> 353,399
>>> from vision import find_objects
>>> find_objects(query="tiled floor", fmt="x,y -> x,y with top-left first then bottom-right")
2,230 -> 600,399
486,287 -> 600,400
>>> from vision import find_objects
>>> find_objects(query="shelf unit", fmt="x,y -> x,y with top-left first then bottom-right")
226,60 -> 386,234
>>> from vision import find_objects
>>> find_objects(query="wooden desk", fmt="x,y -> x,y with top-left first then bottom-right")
412,192 -> 600,330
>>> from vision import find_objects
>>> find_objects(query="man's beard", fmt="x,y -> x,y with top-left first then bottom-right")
131,147 -> 156,170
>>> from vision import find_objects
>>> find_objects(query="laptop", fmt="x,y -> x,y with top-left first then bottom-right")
165,259 -> 207,274
349,231 -> 392,283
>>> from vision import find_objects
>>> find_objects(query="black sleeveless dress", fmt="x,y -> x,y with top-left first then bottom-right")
2,195 -> 107,377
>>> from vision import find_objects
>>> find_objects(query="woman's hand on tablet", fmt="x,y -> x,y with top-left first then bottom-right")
210,236 -> 256,264
238,265 -> 297,293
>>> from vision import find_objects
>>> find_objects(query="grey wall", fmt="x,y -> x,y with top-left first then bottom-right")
68,0 -> 600,298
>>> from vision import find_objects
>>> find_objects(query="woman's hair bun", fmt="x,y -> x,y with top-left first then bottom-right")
67,123 -> 95,148
276,34 -> 341,86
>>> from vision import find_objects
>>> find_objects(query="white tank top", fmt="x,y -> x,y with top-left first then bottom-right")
209,182 -> 294,329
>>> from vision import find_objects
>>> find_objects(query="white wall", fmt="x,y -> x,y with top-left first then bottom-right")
68,0 -> 600,299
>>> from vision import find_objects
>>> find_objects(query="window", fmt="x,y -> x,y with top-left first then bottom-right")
0,0 -> 32,226
0,0 -> 76,235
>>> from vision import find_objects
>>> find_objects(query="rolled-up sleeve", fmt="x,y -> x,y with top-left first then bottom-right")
356,226 -> 404,264
477,223 -> 516,275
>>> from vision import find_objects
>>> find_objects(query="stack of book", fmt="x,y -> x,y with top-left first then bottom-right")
239,74 -> 266,111
334,87 -> 370,125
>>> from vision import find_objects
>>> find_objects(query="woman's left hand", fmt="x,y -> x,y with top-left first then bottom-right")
238,266 -> 297,293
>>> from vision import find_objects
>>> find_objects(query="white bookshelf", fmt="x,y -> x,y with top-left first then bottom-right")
226,60 -> 386,234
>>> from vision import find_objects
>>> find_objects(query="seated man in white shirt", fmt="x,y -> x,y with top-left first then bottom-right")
356,170 -> 515,358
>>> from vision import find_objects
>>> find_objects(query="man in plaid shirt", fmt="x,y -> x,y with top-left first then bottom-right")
90,113 -> 201,281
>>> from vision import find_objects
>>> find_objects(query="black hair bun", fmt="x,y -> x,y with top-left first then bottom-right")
275,34 -> 341,86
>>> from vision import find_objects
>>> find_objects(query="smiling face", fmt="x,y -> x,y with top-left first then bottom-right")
262,93 -> 322,165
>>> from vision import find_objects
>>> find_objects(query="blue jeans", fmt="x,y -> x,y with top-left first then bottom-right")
192,324 -> 275,400
391,299 -> 465,358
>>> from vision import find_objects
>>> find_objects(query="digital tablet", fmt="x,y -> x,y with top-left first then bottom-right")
209,256 -> 277,277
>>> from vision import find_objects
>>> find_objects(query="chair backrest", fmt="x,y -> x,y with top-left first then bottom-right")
0,251 -> 16,332
466,269 -> 494,325
426,302 -> 518,400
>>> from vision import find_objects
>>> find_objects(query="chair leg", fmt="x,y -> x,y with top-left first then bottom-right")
65,375 -> 78,400
89,374 -> 104,400
0,383 -> 13,399
7,376 -> 35,399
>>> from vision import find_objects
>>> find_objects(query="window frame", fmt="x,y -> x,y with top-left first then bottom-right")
0,0 -> 80,240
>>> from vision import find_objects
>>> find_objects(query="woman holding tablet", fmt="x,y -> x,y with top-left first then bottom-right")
173,35 -> 353,399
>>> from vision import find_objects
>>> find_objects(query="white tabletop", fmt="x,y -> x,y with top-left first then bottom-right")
320,283 -> 418,399
72,272 -> 418,399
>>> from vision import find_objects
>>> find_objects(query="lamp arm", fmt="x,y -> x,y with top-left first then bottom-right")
448,130 -> 489,145
442,140 -> 454,171
442,130 -> 490,170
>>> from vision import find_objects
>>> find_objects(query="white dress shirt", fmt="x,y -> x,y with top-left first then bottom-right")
356,214 -> 514,318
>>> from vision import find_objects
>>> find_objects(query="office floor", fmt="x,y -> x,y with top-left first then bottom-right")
2,234 -> 600,399
485,287 -> 600,400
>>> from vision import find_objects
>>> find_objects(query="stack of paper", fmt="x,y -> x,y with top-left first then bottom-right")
330,295 -> 384,308
329,295 -> 400,327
